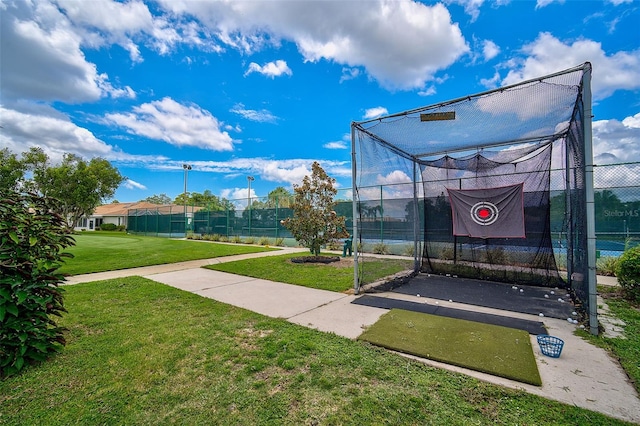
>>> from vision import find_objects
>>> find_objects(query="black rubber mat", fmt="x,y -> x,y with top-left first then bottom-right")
390,274 -> 575,320
353,295 -> 548,335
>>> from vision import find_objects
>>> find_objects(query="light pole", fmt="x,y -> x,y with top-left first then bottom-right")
247,176 -> 254,236
183,164 -> 192,235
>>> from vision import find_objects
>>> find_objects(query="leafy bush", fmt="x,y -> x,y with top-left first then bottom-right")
440,247 -> 454,260
596,256 -> 618,277
259,237 -> 271,246
372,243 -> 389,255
615,245 -> 640,302
100,223 -> 117,231
0,191 -> 75,378
402,244 -> 415,257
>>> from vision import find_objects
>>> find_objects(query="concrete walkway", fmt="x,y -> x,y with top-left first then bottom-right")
65,249 -> 640,424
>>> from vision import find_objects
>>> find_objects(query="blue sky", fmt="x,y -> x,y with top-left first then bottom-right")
1,0 -> 639,205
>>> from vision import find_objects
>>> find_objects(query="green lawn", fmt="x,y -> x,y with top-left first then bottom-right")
205,252 -> 413,292
0,277 -> 626,425
58,232 -> 277,276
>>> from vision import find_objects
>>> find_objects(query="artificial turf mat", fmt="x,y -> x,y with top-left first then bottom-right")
358,309 -> 542,386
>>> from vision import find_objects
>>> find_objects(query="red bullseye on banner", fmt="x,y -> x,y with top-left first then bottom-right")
470,202 -> 499,226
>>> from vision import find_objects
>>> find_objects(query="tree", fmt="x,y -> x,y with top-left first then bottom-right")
266,186 -> 294,208
28,152 -> 124,230
174,190 -> 227,211
141,193 -> 172,205
0,148 -> 26,192
282,162 -> 349,256
0,149 -> 124,230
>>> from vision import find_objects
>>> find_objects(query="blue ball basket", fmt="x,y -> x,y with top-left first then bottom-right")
537,335 -> 564,358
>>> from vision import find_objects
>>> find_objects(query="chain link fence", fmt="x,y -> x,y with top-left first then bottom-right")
127,162 -> 639,256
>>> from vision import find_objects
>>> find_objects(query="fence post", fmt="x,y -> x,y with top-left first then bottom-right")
275,196 -> 279,239
380,185 -> 384,243
226,205 -> 230,237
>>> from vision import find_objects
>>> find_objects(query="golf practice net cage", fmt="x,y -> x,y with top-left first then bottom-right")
351,63 -> 597,333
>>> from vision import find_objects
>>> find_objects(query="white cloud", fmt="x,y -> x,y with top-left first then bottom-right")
364,107 -> 389,119
230,104 -> 279,123
375,170 -> 412,185
535,0 -> 564,9
221,187 -> 257,207
479,71 -> 501,88
58,0 -> 221,60
177,158 -> 350,188
0,1 -> 137,103
244,60 -> 292,78
501,32 -> 640,99
124,179 -> 147,190
105,97 -> 235,151
593,112 -> 640,164
0,105 -> 165,164
482,40 -> 500,61
445,0 -> 486,22
340,67 -> 361,83
156,0 -> 469,90
606,0 -> 632,5
0,106 -> 112,161
324,141 -> 348,150
418,86 -> 437,97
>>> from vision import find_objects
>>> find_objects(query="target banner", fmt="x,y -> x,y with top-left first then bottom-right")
447,183 -> 525,239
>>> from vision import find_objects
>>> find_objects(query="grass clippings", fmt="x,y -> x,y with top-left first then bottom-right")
0,277 -> 624,425
359,309 -> 542,386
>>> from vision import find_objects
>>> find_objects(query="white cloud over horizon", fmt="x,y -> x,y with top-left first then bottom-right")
105,97 -> 236,151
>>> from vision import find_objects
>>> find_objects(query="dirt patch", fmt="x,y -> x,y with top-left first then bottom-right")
290,255 -> 341,264
288,256 -> 354,268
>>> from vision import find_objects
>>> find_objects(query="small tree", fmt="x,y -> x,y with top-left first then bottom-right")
282,162 -> 349,256
0,190 -> 75,378
141,193 -> 172,205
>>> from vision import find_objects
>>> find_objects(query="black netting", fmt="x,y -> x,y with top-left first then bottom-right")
419,143 -> 562,286
352,63 -> 593,313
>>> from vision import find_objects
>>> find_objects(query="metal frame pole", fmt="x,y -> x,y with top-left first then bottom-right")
351,124 -> 360,294
413,162 -> 420,271
582,63 -> 598,335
